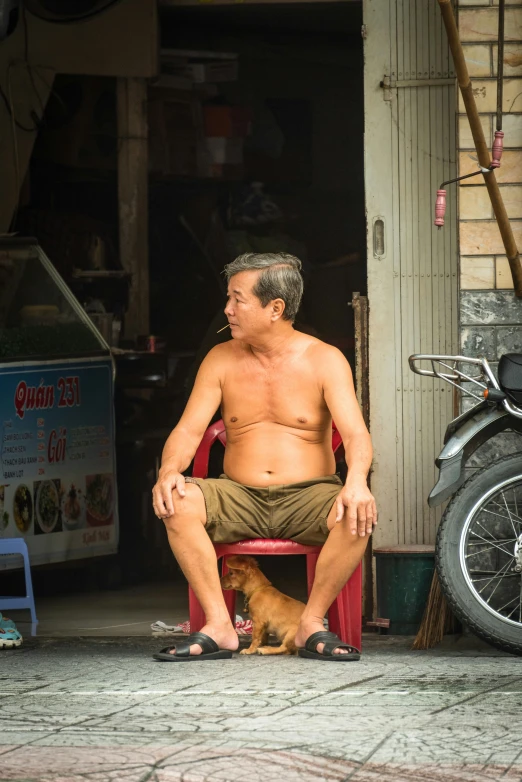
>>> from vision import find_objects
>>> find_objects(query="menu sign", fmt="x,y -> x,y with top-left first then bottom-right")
0,358 -> 118,567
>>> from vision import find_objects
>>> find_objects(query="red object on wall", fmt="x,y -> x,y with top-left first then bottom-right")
203,106 -> 252,138
490,130 -> 504,169
188,419 -> 363,651
434,189 -> 447,228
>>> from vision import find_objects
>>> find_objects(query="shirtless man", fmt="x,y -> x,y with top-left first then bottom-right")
152,252 -> 376,662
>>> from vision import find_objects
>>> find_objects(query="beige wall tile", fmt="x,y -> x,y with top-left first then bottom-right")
463,44 -> 492,77
458,78 -> 522,113
460,186 -> 493,219
501,185 -> 522,218
504,78 -> 522,113
493,44 -> 522,77
458,81 -> 495,114
460,219 -> 522,254
459,150 -> 522,183
496,256 -> 516,289
458,185 -> 522,220
502,114 -> 522,148
493,0 -> 522,6
459,114 -> 491,148
459,0 -> 490,5
461,257 -> 495,289
459,9 -> 522,42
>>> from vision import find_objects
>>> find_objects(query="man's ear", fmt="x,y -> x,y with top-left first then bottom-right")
271,298 -> 285,321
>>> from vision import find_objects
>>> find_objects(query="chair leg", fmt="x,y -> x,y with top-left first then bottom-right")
188,586 -> 206,634
221,557 -> 237,624
328,562 -> 362,650
22,545 -> 38,637
306,552 -> 319,596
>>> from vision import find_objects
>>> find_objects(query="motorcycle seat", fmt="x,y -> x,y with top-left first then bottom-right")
498,353 -> 522,404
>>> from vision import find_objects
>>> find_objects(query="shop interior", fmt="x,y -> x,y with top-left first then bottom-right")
3,1 -> 366,636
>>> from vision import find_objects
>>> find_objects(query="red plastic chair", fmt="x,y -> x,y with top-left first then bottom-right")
188,420 -> 362,650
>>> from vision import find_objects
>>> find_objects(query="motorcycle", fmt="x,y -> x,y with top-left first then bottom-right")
409,352 -> 522,654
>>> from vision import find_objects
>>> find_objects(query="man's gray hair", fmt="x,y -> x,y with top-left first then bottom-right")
223,252 -> 303,322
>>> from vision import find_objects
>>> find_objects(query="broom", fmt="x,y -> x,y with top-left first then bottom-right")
412,570 -> 458,650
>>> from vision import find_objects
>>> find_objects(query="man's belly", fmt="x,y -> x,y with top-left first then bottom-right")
223,428 -> 337,486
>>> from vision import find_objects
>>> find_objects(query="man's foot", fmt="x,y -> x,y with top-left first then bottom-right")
168,620 -> 239,656
295,618 -> 349,656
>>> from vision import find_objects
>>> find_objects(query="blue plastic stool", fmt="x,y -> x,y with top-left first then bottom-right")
0,538 -> 38,636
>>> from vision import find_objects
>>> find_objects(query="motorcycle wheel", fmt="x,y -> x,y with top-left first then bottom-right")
437,452 -> 522,655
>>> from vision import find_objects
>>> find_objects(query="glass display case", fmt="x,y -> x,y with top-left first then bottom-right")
0,238 -> 118,568
0,238 -> 108,361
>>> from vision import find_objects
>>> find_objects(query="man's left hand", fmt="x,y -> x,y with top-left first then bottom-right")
335,480 -> 377,537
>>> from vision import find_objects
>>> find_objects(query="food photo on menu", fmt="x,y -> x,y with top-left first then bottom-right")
13,484 -> 33,535
61,482 -> 85,530
34,480 -> 62,535
0,485 -> 7,533
85,474 -> 114,527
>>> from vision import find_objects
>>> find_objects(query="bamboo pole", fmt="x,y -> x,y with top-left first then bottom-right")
438,0 -> 522,297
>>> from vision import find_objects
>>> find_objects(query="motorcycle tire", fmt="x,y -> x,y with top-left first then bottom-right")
437,452 -> 522,655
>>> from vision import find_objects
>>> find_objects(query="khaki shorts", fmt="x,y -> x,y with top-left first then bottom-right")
186,474 -> 343,547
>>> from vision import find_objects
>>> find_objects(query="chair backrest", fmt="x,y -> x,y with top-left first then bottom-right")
192,419 -> 343,479
0,538 -> 28,556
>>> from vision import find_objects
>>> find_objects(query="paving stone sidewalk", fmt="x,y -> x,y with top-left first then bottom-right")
1,634 -> 522,781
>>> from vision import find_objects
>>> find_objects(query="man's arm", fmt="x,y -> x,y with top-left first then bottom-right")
320,345 -> 377,537
152,346 -> 224,518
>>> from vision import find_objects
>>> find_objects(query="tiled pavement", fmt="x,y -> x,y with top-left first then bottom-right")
1,635 -> 522,781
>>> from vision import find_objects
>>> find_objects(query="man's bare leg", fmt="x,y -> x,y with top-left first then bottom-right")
163,484 -> 238,656
294,505 -> 369,655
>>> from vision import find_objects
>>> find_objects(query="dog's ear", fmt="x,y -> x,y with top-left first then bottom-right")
226,555 -> 259,571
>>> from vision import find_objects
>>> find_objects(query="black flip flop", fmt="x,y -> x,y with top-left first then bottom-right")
153,631 -> 233,662
298,631 -> 360,661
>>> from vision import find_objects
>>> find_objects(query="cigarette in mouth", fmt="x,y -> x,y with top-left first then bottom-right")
216,324 -> 231,333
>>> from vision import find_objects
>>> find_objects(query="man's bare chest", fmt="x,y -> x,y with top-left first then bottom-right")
222,363 -> 327,425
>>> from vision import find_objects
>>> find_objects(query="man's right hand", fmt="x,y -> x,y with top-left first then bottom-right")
152,469 -> 186,519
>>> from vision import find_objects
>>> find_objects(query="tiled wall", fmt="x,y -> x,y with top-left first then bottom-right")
459,2 -> 522,358
458,3 -> 522,461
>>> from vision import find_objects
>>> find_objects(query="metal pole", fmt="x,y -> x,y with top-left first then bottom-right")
438,0 -> 522,297
497,0 -> 505,133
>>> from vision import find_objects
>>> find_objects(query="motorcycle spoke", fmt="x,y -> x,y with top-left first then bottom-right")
489,499 -> 522,526
468,527 -> 514,558
501,491 -> 519,538
497,593 -> 518,615
481,506 -> 522,526
466,539 -> 517,558
479,559 -> 512,600
459,476 -> 522,629
469,571 -> 519,580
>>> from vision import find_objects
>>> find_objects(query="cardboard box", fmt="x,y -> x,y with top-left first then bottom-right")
188,61 -> 238,84
161,49 -> 238,84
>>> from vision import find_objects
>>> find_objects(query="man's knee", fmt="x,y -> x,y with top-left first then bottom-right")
163,482 -> 207,531
327,516 -> 371,548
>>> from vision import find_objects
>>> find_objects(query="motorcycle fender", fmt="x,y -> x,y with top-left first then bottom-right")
428,405 -> 522,507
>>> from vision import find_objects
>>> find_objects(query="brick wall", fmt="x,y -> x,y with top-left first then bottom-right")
458,2 -> 522,459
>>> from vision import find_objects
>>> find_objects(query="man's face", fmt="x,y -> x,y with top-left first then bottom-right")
224,271 -> 273,340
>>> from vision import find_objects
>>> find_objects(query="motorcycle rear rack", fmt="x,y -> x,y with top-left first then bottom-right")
409,354 -> 522,419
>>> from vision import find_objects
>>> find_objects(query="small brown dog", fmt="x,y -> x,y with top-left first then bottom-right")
220,555 -> 305,655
